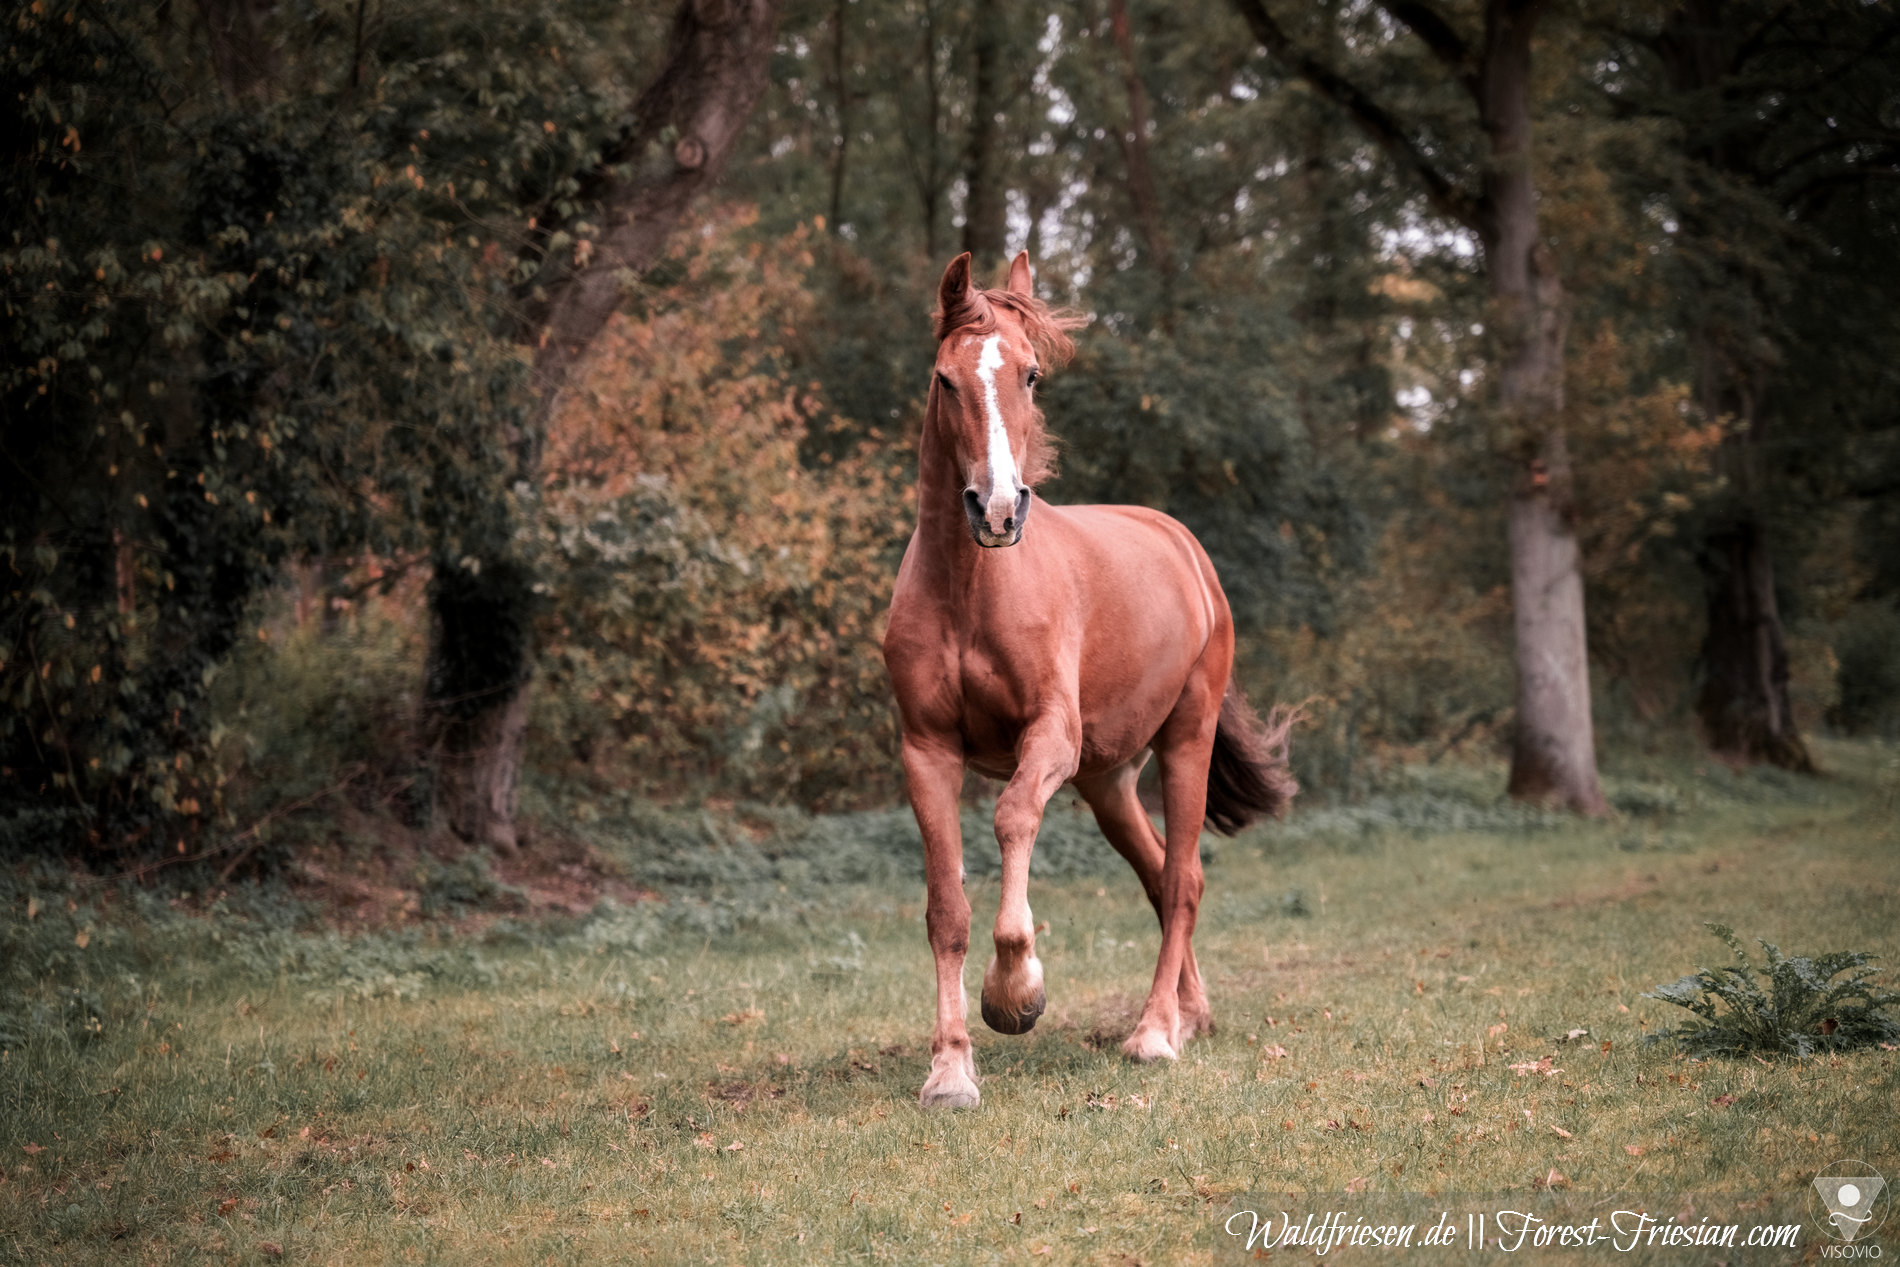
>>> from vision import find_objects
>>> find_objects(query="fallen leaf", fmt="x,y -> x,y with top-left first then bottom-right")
1711,1094 -> 1736,1107
1535,1169 -> 1571,1190
694,1133 -> 716,1150
1625,1145 -> 1645,1157
208,1150 -> 234,1163
258,1242 -> 282,1257
1601,1040 -> 1613,1053
724,1141 -> 745,1152
22,1144 -> 44,1155
540,1158 -> 555,1168
74,929 -> 90,949
1551,1125 -> 1574,1139
1346,1176 -> 1369,1193
1262,1044 -> 1289,1059
218,1199 -> 237,1215
25,898 -> 38,920
1508,1057 -> 1562,1077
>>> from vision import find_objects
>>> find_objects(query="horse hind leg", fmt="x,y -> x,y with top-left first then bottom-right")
1116,683 -> 1221,1063
1073,759 -> 1213,1047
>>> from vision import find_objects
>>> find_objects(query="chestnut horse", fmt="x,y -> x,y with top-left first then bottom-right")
883,251 -> 1300,1109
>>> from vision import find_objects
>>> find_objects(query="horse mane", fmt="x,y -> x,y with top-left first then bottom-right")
932,286 -> 1085,486
933,286 -> 1082,367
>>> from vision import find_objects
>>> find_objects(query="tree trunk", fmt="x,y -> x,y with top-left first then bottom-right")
960,0 -> 1007,262
1656,1 -> 1813,771
826,0 -> 850,232
1697,515 -> 1810,768
1478,0 -> 1608,814
1106,0 -> 1175,299
194,0 -> 276,100
428,0 -> 782,851
1230,0 -> 1608,812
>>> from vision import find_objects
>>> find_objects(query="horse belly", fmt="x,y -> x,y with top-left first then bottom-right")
1073,624 -> 1202,775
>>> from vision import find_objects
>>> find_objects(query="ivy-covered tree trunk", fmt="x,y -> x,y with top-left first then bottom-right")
428,0 -> 782,850
1694,418 -> 1811,769
1480,5 -> 1607,814
1653,1 -> 1812,772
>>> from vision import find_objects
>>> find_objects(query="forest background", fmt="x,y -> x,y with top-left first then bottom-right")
6,0 -> 1900,867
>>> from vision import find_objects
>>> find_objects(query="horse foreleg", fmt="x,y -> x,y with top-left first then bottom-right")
1073,760 -> 1212,1041
981,713 -> 1079,1036
1123,725 -> 1216,1063
905,737 -> 979,1109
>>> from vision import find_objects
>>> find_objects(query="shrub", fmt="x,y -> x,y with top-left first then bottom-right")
1644,923 -> 1900,1056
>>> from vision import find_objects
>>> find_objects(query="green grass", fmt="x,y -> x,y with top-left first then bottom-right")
3,742 -> 1897,1264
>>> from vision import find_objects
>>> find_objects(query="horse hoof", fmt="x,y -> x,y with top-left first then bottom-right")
1121,1026 -> 1179,1063
919,1071 -> 981,1110
980,986 -> 1046,1035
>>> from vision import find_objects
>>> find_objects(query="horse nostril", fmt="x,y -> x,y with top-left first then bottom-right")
1003,517 -> 1015,532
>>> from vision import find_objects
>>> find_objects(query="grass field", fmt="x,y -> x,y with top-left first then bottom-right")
3,743 -> 1897,1264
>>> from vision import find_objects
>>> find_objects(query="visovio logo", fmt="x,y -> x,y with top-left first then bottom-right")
1813,1161 -> 1888,1254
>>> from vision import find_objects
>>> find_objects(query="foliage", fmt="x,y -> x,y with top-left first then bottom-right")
6,0 -> 1900,858
1645,923 -> 1900,1058
532,215 -> 909,806
0,0 -> 669,848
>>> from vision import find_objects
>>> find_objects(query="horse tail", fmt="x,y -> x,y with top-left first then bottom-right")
1204,688 -> 1304,836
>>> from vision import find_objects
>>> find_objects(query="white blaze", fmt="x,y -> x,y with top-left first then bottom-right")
975,335 -> 1019,506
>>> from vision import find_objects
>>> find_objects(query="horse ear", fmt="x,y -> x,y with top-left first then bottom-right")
1006,250 -> 1033,297
938,252 -> 974,313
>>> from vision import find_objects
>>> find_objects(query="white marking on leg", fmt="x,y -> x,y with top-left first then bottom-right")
975,335 -> 1019,515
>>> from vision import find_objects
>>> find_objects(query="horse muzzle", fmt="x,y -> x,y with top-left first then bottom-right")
963,486 -> 1030,548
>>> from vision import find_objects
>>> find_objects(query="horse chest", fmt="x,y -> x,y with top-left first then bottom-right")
955,642 -> 1050,724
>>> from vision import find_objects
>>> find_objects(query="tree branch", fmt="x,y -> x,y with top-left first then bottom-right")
514,0 -> 783,412
1230,0 -> 1480,230
1379,0 -> 1477,99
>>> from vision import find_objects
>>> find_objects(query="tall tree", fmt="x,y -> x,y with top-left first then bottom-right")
1606,0 -> 1900,768
1231,0 -> 1609,812
960,0 -> 1008,259
429,0 -> 783,850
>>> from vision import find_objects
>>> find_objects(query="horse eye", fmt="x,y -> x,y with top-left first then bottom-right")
1026,368 -> 1041,388
936,371 -> 954,391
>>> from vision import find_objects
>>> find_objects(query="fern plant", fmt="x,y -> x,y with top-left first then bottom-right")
1644,924 -> 1900,1056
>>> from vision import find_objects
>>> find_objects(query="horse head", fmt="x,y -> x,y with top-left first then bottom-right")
931,251 -> 1073,548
